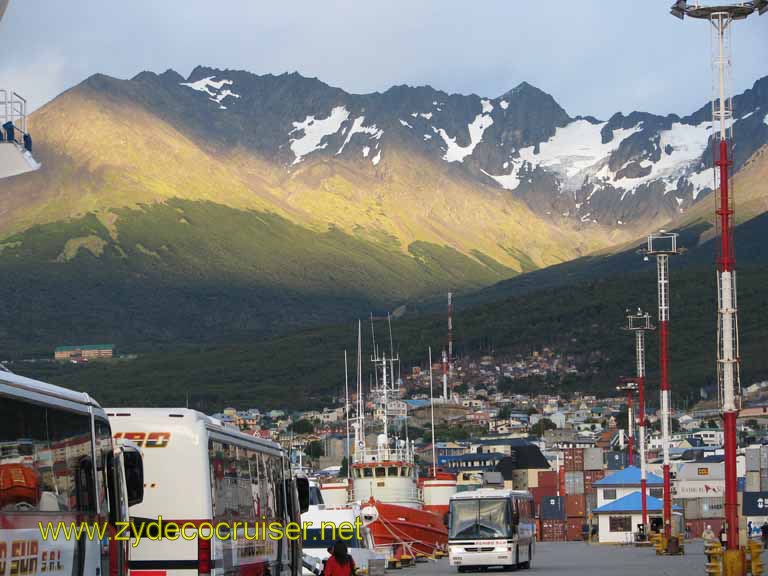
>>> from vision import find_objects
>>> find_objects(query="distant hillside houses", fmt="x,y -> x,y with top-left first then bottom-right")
54,344 -> 114,362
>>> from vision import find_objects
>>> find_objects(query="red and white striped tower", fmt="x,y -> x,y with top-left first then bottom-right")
670,0 -> 766,553
448,291 -> 454,399
623,309 -> 654,533
642,231 -> 680,540
441,347 -> 448,401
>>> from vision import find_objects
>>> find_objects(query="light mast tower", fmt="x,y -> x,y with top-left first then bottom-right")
623,309 -> 655,535
615,381 -> 637,466
670,0 -> 766,559
641,231 -> 680,542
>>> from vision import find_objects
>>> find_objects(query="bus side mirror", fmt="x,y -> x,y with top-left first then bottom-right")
124,449 -> 144,507
296,477 -> 310,514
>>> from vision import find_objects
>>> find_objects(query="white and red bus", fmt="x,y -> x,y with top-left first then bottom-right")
0,368 -> 144,576
107,408 -> 309,576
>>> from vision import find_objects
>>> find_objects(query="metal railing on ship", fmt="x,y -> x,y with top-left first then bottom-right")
353,447 -> 414,465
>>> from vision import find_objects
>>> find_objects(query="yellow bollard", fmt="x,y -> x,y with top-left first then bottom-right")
721,548 -> 744,576
748,540 -> 763,576
705,541 -> 723,576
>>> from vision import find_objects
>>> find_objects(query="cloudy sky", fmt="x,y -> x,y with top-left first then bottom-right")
1,1 -> 765,116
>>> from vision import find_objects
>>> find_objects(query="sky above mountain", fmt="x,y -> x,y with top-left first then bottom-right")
0,1 -> 765,116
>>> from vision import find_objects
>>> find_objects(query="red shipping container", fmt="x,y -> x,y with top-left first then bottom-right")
566,518 -> 585,541
538,470 -> 558,489
565,495 -> 586,518
686,518 -> 724,539
583,469 -> 605,494
529,487 -> 549,510
564,448 -> 584,471
541,519 -> 566,542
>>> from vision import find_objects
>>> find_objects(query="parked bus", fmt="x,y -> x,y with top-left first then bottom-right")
107,408 -> 309,576
0,369 -> 144,576
448,489 -> 534,572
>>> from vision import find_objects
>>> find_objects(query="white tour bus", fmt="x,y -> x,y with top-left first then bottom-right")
448,489 -> 534,572
0,369 -> 144,576
107,408 -> 309,576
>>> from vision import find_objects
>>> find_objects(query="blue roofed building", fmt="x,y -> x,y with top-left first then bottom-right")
594,465 -> 664,509
593,492 -> 682,544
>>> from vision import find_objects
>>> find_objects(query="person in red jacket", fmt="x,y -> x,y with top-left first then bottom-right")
322,541 -> 356,576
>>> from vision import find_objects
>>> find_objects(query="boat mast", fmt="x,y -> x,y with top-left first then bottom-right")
429,347 -> 437,476
344,349 -> 350,479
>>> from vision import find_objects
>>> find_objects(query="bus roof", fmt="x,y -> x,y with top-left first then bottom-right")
450,488 -> 532,501
105,407 -> 284,456
0,368 -> 98,408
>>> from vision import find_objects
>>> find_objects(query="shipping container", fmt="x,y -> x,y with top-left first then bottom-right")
686,518 -> 725,539
747,447 -> 761,472
761,472 -> 768,492
529,487 -> 548,510
541,519 -> 566,542
584,469 -> 605,493
606,451 -> 626,470
742,492 -> 768,516
701,497 -> 724,518
583,447 -> 603,471
564,448 -> 584,471
747,471 -> 761,492
761,445 -> 768,470
566,518 -> 585,541
538,470 -> 558,489
677,462 -> 724,481
541,495 -> 566,520
565,471 -> 585,495
565,495 -> 586,517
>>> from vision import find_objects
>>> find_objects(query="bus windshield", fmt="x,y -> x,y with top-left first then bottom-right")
449,498 -> 511,540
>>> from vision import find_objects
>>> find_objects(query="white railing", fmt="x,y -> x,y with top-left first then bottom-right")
353,447 -> 413,465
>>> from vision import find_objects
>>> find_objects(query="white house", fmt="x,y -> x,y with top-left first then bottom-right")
593,492 -> 682,544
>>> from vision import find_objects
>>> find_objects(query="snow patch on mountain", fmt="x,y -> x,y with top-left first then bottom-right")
764,112 -> 768,126
399,119 -> 413,128
612,121 -> 712,196
515,120 -> 641,190
481,99 -> 493,113
372,149 -> 382,165
499,100 -> 509,110
437,113 -> 495,163
337,117 -> 383,155
180,77 -> 240,107
481,168 -> 520,191
289,106 -> 350,165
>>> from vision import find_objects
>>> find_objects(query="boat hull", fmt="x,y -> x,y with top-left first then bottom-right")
364,498 -> 448,559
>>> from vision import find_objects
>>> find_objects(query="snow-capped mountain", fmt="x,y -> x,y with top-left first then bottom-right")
165,66 -> 768,227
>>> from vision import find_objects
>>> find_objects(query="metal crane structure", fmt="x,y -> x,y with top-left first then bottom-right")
623,309 -> 655,535
641,231 -> 680,542
0,0 -> 40,179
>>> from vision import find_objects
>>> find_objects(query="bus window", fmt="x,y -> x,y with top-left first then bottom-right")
0,397 -> 94,514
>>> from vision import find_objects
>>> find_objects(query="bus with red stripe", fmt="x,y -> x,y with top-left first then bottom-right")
0,368 -> 144,576
107,408 -> 309,576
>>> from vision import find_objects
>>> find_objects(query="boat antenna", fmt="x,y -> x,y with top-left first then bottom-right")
344,349 -> 350,479
429,346 -> 437,476
357,320 -> 365,457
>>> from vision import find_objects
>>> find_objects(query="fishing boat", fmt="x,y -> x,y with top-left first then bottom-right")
347,320 -> 451,560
